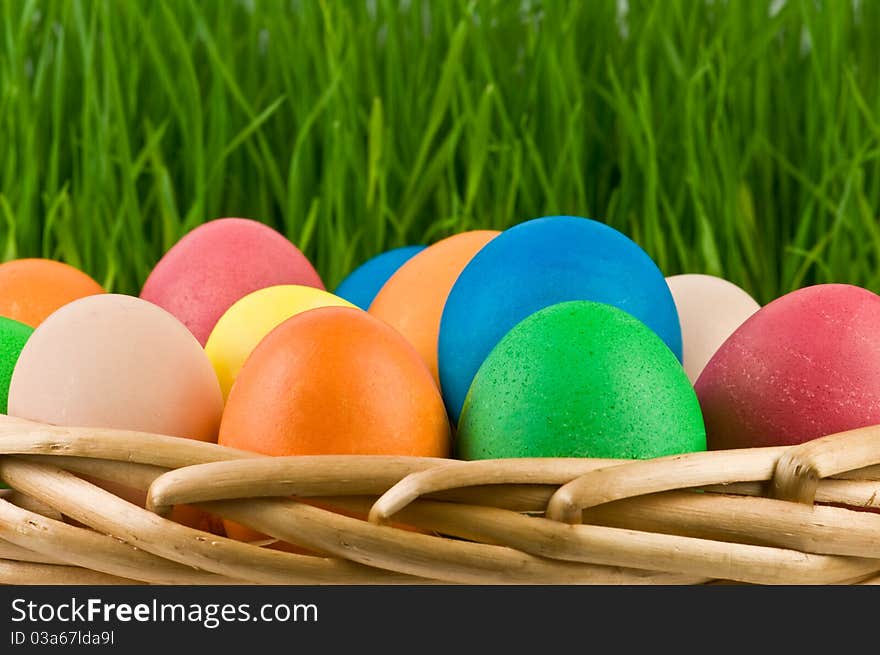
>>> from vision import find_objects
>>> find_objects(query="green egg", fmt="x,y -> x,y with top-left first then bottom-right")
457,300 -> 706,460
0,315 -> 33,489
0,315 -> 32,413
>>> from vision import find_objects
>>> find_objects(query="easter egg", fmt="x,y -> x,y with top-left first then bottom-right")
0,317 -> 33,414
458,301 -> 706,460
666,274 -> 760,383
9,294 -> 223,441
205,285 -> 356,399
439,216 -> 682,423
335,245 -> 426,309
0,259 -> 104,327
140,218 -> 324,345
219,305 -> 450,545
0,315 -> 30,488
369,231 -> 499,383
219,305 -> 450,458
696,283 -> 880,450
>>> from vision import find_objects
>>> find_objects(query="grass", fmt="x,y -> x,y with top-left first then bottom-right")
1,0 -> 879,303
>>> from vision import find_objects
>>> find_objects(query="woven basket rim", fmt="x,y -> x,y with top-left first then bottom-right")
2,414 -> 880,585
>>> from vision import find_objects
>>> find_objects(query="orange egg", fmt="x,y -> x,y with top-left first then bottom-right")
219,305 -> 451,546
0,259 -> 104,327
220,305 -> 450,456
368,230 -> 499,383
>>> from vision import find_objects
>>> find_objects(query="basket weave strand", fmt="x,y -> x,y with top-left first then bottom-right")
2,415 -> 880,585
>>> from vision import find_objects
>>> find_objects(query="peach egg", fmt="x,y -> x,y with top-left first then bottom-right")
8,293 -> 223,441
368,230 -> 499,383
7,293 -> 224,525
666,274 -> 760,383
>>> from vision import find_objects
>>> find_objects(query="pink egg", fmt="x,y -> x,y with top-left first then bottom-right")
140,218 -> 323,345
695,283 -> 880,449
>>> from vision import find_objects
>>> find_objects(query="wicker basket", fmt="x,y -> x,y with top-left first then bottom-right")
2,413 -> 880,585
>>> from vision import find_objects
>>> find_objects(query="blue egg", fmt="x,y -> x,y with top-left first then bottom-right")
438,216 -> 682,423
334,245 -> 426,310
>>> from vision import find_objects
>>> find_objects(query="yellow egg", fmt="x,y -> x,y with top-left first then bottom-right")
205,284 -> 356,398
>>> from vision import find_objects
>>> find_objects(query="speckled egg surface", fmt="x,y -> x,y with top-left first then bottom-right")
457,300 -> 706,460
140,218 -> 324,345
438,216 -> 683,424
696,283 -> 880,450
0,316 -> 32,413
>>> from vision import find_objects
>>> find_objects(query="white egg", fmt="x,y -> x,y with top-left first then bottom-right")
666,274 -> 761,383
8,294 -> 223,441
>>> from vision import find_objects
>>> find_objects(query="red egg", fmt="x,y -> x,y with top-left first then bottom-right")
695,283 -> 880,449
140,218 -> 323,345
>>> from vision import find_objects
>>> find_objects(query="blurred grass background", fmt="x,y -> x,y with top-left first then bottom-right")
1,0 -> 879,301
